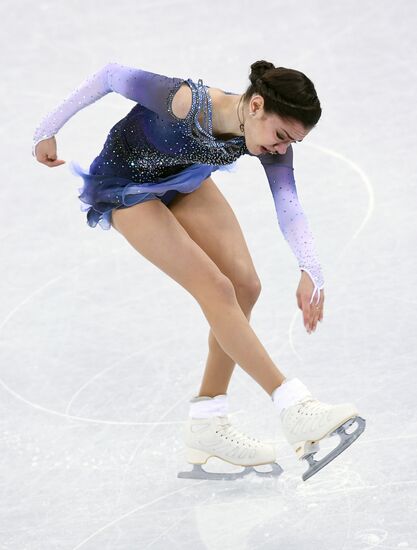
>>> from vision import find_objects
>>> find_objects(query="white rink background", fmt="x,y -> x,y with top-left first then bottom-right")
1,0 -> 416,548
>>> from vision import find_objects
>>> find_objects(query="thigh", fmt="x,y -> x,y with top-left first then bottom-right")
110,198 -> 236,305
167,177 -> 260,287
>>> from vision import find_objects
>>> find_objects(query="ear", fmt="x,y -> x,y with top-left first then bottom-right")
250,94 -> 265,113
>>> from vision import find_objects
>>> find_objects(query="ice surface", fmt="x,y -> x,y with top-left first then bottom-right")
1,0 -> 416,548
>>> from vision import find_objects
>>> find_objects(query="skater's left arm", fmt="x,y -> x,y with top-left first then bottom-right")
259,146 -> 325,333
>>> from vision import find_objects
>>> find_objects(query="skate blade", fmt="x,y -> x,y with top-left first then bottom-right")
302,416 -> 366,482
177,462 -> 283,481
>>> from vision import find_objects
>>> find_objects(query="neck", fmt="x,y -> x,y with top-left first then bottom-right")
213,93 -> 246,138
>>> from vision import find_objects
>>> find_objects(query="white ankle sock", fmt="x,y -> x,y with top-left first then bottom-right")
189,394 -> 229,418
271,378 -> 312,415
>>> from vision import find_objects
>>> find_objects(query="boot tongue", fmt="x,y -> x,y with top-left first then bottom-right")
299,396 -> 315,407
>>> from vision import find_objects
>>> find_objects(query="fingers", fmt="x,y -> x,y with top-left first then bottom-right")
303,290 -> 324,334
43,161 -> 66,167
36,155 -> 66,167
46,159 -> 66,167
310,305 -> 320,332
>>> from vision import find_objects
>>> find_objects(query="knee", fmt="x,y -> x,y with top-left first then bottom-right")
215,275 -> 239,303
198,273 -> 238,308
195,271 -> 261,311
214,273 -> 262,307
234,275 -> 262,307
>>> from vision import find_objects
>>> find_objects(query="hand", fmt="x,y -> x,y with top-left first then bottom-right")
34,136 -> 66,167
296,271 -> 325,334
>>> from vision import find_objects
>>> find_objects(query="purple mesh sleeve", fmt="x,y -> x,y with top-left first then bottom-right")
32,62 -> 184,156
259,145 -> 324,305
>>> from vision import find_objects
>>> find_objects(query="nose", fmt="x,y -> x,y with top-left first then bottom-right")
276,143 -> 289,154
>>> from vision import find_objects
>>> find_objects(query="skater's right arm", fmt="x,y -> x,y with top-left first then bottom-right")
32,62 -> 184,159
33,136 -> 66,168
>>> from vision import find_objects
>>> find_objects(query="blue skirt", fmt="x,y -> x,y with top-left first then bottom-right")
69,160 -> 237,230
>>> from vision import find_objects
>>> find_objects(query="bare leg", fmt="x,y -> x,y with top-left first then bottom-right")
196,287 -> 284,395
198,290 -> 258,397
111,200 -> 285,396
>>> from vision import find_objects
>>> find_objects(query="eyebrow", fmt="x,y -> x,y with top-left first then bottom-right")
281,129 -> 303,142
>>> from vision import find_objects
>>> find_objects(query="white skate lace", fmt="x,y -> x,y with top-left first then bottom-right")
293,397 -> 330,415
215,419 -> 262,448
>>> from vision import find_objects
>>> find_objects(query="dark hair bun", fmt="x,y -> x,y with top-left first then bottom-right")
249,60 -> 276,85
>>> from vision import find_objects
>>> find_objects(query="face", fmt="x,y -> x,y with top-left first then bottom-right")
244,94 -> 311,156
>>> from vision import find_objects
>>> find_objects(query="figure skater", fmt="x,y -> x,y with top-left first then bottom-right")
32,60 -> 365,481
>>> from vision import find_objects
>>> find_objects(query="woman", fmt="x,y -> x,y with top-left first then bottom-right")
33,60 -> 365,481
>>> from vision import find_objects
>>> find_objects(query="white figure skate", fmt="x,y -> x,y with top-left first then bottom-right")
280,395 -> 366,481
178,415 -> 283,480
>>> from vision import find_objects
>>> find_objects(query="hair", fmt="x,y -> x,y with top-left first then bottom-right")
242,60 -> 322,129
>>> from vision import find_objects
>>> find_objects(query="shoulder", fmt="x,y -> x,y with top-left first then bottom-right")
171,82 -> 193,119
170,82 -> 225,123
